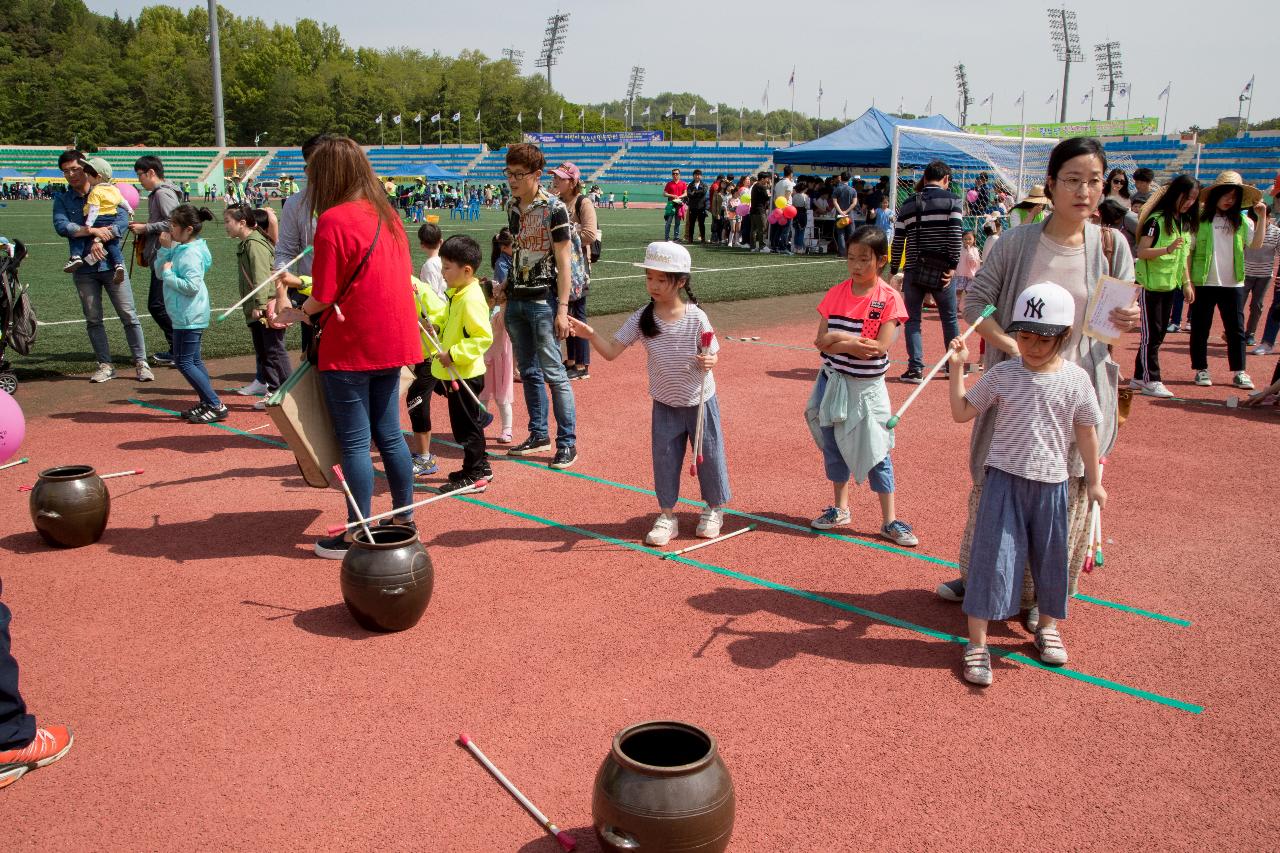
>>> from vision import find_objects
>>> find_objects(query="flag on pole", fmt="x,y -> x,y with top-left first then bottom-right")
537,109 -> 543,121
818,82 -> 824,99
1117,83 -> 1128,98
600,106 -> 606,119
475,110 -> 481,121
688,104 -> 697,118
452,112 -> 461,122
1158,83 -> 1171,100
413,112 -> 422,124
430,113 -> 440,123
979,94 -> 992,106
1242,75 -> 1255,96
516,111 -> 522,123
392,114 -> 401,125
664,103 -> 673,118
1046,92 -> 1057,104
559,108 -> 564,121
788,67 -> 795,90
578,107 -> 585,120
842,99 -> 847,119
1014,92 -> 1024,106
374,113 -> 383,124
1081,91 -> 1091,104
708,104 -> 718,115
762,82 -> 770,106
641,105 -> 650,117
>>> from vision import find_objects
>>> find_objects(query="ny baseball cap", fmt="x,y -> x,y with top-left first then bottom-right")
633,241 -> 691,274
1006,281 -> 1075,336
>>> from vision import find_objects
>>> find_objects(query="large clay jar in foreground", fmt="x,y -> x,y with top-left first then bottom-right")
29,465 -> 110,548
593,720 -> 735,852
340,524 -> 432,632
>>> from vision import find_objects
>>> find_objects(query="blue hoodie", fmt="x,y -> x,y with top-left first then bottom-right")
154,239 -> 213,330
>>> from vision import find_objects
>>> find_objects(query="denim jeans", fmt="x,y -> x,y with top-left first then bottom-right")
321,368 -> 415,524
834,224 -> 853,257
73,268 -> 147,364
902,270 -> 960,373
504,298 -> 577,448
172,328 -> 220,407
148,268 -> 174,350
1262,281 -> 1280,347
0,595 -> 36,750
652,397 -> 731,510
664,214 -> 680,241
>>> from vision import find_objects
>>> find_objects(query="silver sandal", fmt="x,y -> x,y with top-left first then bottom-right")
963,644 -> 993,686
1035,626 -> 1069,665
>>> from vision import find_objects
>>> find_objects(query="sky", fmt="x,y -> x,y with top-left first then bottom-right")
88,0 -> 1276,137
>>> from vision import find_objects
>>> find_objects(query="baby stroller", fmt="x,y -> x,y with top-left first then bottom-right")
0,238 -> 35,394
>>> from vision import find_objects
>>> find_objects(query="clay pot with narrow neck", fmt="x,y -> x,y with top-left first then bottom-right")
593,720 -> 735,852
29,465 -> 110,548
340,524 -> 432,632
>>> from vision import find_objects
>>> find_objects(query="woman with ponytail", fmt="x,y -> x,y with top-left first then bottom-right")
566,241 -> 731,548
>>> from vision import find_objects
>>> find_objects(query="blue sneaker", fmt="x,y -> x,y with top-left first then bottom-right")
881,519 -> 918,547
811,506 -> 850,530
412,454 -> 438,477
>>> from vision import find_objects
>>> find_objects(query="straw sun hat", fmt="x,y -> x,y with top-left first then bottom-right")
1197,170 -> 1262,208
1021,184 -> 1051,205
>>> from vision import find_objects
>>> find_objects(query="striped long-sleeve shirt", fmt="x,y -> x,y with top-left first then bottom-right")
890,185 -> 964,274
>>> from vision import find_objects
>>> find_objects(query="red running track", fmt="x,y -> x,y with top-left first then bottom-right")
2,298 -> 1278,849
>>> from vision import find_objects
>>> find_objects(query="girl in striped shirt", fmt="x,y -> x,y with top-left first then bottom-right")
567,241 -> 730,547
806,226 -> 917,547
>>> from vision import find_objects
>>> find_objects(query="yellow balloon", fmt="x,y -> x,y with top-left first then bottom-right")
774,196 -> 787,210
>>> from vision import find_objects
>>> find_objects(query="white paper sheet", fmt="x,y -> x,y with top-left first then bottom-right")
1085,276 -> 1140,345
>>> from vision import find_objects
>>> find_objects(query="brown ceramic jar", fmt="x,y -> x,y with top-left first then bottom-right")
340,524 -> 433,632
29,465 -> 110,548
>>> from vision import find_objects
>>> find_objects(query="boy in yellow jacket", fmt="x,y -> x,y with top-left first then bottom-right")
423,235 -> 494,493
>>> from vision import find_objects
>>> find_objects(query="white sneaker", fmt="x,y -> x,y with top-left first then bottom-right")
644,513 -> 678,547
134,361 -> 154,382
1194,370 -> 1212,387
236,379 -> 270,396
1252,343 -> 1272,356
1233,371 -> 1255,390
1143,381 -> 1175,398
1127,378 -> 1148,392
760,247 -> 771,254
89,363 -> 115,383
696,508 -> 724,539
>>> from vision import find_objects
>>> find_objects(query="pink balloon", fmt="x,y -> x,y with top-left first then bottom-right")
116,182 -> 140,209
966,189 -> 978,203
0,389 -> 25,465
783,205 -> 797,220
735,203 -> 750,217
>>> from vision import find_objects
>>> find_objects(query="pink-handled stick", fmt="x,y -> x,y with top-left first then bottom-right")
18,469 -> 143,492
689,329 -> 716,476
459,733 -> 576,852
325,481 -> 485,535
330,465 -> 373,542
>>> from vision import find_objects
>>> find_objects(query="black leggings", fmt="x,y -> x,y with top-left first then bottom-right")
406,362 -> 438,433
1189,286 -> 1245,372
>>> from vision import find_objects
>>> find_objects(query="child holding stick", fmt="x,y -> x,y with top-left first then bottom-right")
425,235 -> 494,493
225,204 -> 289,404
483,228 -> 516,443
807,226 -> 917,547
567,241 -> 730,546
947,281 -> 1105,686
406,222 -> 446,477
154,205 -> 223,423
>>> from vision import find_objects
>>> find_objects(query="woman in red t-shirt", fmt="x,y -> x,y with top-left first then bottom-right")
277,136 -> 421,559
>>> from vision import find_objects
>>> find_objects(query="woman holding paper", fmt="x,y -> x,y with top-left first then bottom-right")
934,137 -> 1139,628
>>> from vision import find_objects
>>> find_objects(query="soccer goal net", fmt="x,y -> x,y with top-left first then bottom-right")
888,125 -> 1139,218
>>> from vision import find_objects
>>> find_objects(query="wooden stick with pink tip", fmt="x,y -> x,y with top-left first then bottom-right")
324,481 -> 485,535
459,732 -> 576,851
688,329 -> 716,476
18,469 -> 142,492
329,465 -> 373,542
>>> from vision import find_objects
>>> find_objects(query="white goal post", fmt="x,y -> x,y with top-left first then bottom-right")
888,125 -> 1139,214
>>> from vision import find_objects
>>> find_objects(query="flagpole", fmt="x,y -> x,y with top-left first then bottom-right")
438,113 -> 443,145
1162,83 -> 1170,137
399,120 -> 403,147
1243,78 -> 1255,137
988,94 -> 994,125
1125,86 -> 1132,123
418,117 -> 422,147
1020,91 -> 1025,127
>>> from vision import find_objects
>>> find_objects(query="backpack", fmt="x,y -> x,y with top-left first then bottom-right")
574,195 -> 603,265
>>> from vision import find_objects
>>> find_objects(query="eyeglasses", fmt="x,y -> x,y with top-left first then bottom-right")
60,165 -> 83,175
1055,176 -> 1104,194
503,169 -> 534,180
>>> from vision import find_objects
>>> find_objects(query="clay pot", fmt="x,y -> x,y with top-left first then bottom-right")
29,465 -> 110,548
593,720 -> 735,852
340,524 -> 433,632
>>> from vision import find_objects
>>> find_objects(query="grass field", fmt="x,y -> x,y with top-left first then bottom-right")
0,200 -> 846,380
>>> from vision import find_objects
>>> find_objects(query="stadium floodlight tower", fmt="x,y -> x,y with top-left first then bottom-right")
1047,8 -> 1083,124
501,46 -> 525,72
537,12 -> 570,89
207,0 -> 226,147
954,63 -> 974,126
625,66 -> 645,130
1095,41 -> 1124,121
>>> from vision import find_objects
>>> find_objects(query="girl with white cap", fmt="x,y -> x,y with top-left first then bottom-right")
947,281 -> 1106,686
566,241 -> 731,546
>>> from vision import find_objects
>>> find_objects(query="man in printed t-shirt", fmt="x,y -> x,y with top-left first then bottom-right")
503,143 -> 579,469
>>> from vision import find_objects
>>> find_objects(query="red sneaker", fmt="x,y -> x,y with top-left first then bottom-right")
0,725 -> 74,789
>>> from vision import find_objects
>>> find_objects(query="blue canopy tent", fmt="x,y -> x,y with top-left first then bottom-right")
386,162 -> 466,181
33,168 -> 68,181
773,108 -> 968,169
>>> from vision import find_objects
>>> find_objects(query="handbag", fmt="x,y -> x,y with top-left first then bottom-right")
911,248 -> 954,292
306,219 -> 381,365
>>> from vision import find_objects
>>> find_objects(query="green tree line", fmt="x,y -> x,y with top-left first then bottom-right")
0,0 -> 847,149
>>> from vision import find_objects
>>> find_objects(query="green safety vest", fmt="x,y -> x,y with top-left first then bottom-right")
1136,217 -> 1189,292
1190,214 -> 1246,285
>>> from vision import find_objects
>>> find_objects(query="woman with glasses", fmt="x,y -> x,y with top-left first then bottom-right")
934,137 -> 1140,637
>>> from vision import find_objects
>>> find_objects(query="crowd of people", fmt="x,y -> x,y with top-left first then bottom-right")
3,133 -> 1278,787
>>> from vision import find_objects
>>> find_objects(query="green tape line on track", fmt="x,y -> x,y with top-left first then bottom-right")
124,398 -> 1202,713
421,434 -> 1192,627
129,398 -> 290,449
